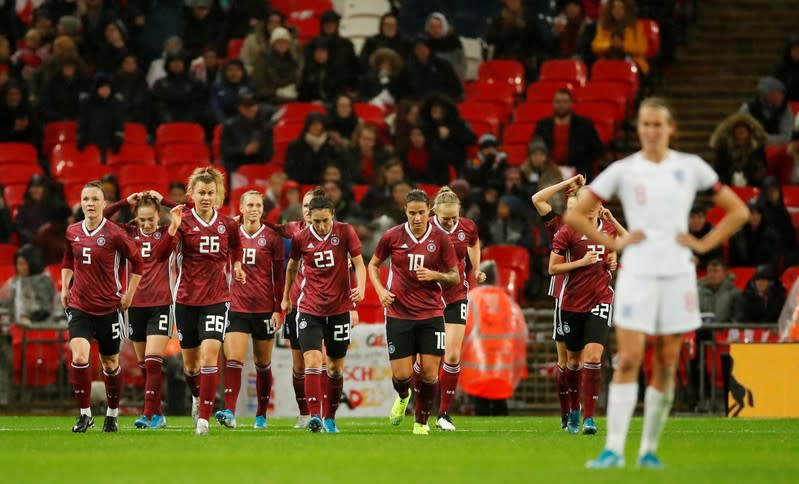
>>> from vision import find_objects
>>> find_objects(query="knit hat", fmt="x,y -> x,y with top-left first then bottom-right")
757,76 -> 785,96
58,15 -> 81,36
479,133 -> 498,149
320,10 -> 341,25
528,139 -> 549,154
270,27 -> 291,45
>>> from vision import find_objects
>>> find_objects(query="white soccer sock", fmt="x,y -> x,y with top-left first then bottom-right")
605,382 -> 638,455
639,386 -> 674,457
80,408 -> 91,417
106,407 -> 119,418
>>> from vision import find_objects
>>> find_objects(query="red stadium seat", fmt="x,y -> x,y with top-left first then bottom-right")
155,122 -> 205,148
416,184 -> 440,199
730,186 -> 760,203
526,80 -> 580,103
10,324 -> 69,387
352,184 -> 370,204
57,161 -> 107,185
639,19 -> 661,60
781,266 -> 799,291
106,144 -> 156,170
354,103 -> 387,128
233,164 -> 283,189
123,123 -> 149,145
0,264 -> 14,286
63,182 -> 84,208
482,245 -> 530,278
0,163 -> 44,186
591,60 -> 639,99
782,185 -> 799,210
227,38 -> 245,59
729,266 -> 756,291
286,15 -> 321,45
43,121 -> 77,155
46,263 -> 62,291
573,99 -> 623,125
274,102 -> 327,123
790,101 -> 799,117
590,117 -> 615,145
464,81 -> 516,120
0,243 -> 18,265
118,164 -> 169,188
3,184 -> 26,211
539,59 -> 588,86
478,60 -> 526,96
159,143 -> 211,166
49,144 -> 101,176
273,121 -> 305,144
502,122 -> 536,145
578,81 -> 631,119
271,0 -> 333,15
0,142 -> 37,165
459,102 -> 504,132
501,144 -> 528,167
212,124 -> 223,161
514,102 -> 553,124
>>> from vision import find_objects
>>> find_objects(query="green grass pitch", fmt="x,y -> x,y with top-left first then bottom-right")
0,416 -> 796,483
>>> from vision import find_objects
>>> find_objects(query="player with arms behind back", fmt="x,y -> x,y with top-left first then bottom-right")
62,181 -> 144,432
173,167 -> 245,436
214,191 -> 285,430
282,196 -> 366,433
566,98 -> 749,468
103,192 -> 183,430
368,189 -> 460,435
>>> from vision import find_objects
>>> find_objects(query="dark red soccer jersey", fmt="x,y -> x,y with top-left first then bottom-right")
290,222 -> 362,316
174,208 -> 242,306
231,224 -> 285,313
272,220 -> 307,305
63,219 -> 143,315
374,222 -> 459,320
433,216 -> 478,304
551,220 -> 617,312
543,212 -> 565,299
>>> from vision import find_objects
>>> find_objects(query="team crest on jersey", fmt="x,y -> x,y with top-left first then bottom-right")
97,236 -> 106,246
258,237 -> 267,246
153,231 -> 162,240
427,242 -> 436,253
457,231 -> 466,241
673,170 -> 684,182
217,224 -> 226,234
331,236 -> 340,246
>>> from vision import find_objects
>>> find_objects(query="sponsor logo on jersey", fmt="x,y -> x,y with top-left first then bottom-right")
97,236 -> 106,246
258,237 -> 266,246
457,231 -> 466,241
217,224 -> 226,234
331,236 -> 340,246
153,231 -> 162,240
427,242 -> 436,253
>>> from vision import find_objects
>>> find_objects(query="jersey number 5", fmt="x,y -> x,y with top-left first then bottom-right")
314,250 -> 334,268
199,236 -> 220,253
82,247 -> 91,265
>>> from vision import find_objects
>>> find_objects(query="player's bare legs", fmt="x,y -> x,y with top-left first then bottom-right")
133,336 -> 170,429
181,347 -> 201,423
437,322 -> 465,431
555,340 -> 570,429
69,337 -> 95,431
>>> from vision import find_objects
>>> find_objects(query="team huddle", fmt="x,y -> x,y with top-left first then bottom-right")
61,98 -> 750,467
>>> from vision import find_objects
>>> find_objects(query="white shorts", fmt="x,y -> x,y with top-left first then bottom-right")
612,270 -> 700,335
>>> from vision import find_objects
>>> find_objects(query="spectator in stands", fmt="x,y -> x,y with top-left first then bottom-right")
285,112 -> 342,184
32,6 -> 56,46
0,80 -> 39,144
359,48 -> 402,108
328,94 -> 360,149
307,10 -> 359,92
403,124 -> 432,184
419,94 -> 476,184
345,123 -> 391,185
323,180 -> 360,221
503,166 -> 534,206
479,194 -> 534,248
553,0 -> 593,59
697,259 -> 743,323
10,28 -> 50,81
787,130 -> 799,183
740,76 -> 794,145
0,244 -> 56,324
189,46 -> 222,87
112,53 -> 152,127
146,35 -> 183,87
534,89 -> 603,179
463,134 -> 509,189
738,265 -> 786,323
56,14 -> 83,47
15,174 -> 69,245
183,0 -> 226,60
298,37 -> 345,103
168,181 -> 187,204
520,140 -> 565,212
729,200 -> 782,268
425,12 -> 466,80
29,35 -> 87,103
359,13 -> 412,69
251,27 -> 300,104
77,73 -> 124,160
220,87 -> 273,176
391,34 -> 463,102
0,186 -> 13,242
758,177 -> 798,265
76,0 -> 116,64
0,36 -> 10,75
210,59 -> 250,124
96,20 -> 129,74
151,50 -> 208,124
392,100 -> 421,153
591,0 -> 649,74
688,205 -> 724,269
775,34 -> 799,102
384,180 -> 412,224
709,112 -> 768,187
484,0 -> 544,76
38,54 -> 89,122
361,158 -> 406,219
241,11 -> 302,75
225,0 -> 270,40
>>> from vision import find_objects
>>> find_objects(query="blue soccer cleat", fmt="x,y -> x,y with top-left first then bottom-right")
253,415 -> 267,429
637,452 -> 665,469
586,449 -> 626,469
308,415 -> 323,433
566,410 -> 581,434
583,417 -> 598,435
323,418 -> 340,433
133,415 -> 150,429
150,414 -> 166,429
214,409 -> 237,428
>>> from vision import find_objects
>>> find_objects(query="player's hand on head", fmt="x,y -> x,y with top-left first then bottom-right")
147,190 -> 164,202
612,230 -> 645,251
170,204 -> 185,225
126,192 -> 141,205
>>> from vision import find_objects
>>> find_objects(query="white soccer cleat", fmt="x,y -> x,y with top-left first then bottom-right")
191,396 -> 200,424
436,413 -> 456,431
294,415 -> 311,429
195,418 -> 209,436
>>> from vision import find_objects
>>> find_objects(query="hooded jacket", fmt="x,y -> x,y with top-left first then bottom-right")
740,76 -> 793,144
0,81 -> 39,144
220,102 -> 273,170
709,112 -> 768,186
151,51 -> 208,123
77,75 -> 125,153
359,14 -> 412,69
112,63 -> 152,126
775,35 -> 799,102
210,59 -> 251,123
425,13 -> 466,80
304,12 -> 360,90
285,112 -> 343,184
418,95 -> 476,183
37,57 -> 89,122
697,274 -> 742,323
298,37 -> 346,103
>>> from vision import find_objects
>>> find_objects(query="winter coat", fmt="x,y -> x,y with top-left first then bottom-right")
251,49 -> 300,103
151,55 -> 208,123
391,55 -> 463,102
209,60 -> 250,123
428,32 -> 466,80
284,114 -> 343,184
2,273 -> 57,323
37,69 -> 89,122
183,8 -> 227,60
419,96 -> 476,181
739,279 -> 786,323
535,114 -> 604,179
709,113 -> 769,187
697,275 -> 742,323
297,60 -> 346,103
591,20 -> 649,73
220,109 -> 274,170
76,90 -> 125,154
112,70 -> 152,126
463,150 -> 509,189
0,83 -> 39,144
305,34 -> 359,90
775,36 -> 799,102
359,33 -> 412,69
484,10 -> 544,63
740,77 -> 794,145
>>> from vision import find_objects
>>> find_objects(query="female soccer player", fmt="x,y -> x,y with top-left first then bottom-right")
566,98 -> 749,468
428,186 -> 484,431
173,167 -> 245,436
61,181 -> 144,432
281,196 -> 366,433
368,189 -> 459,435
214,190 -> 285,430
103,192 -> 183,430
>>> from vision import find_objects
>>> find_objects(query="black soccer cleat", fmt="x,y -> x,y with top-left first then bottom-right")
72,414 -> 95,433
561,414 -> 568,430
102,416 -> 119,433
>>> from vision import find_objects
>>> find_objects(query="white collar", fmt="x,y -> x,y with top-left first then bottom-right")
82,218 -> 107,237
310,222 -> 333,242
240,224 -> 265,239
192,207 -> 218,227
403,222 -> 432,244
433,215 -> 459,234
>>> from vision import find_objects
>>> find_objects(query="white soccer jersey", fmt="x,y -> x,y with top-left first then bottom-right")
589,150 -> 719,276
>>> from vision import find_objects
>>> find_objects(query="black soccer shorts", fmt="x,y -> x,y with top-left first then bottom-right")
227,311 -> 277,340
560,303 -> 612,352
385,316 -> 445,360
283,309 -> 301,349
444,299 -> 468,325
552,299 -> 565,343
174,302 -> 229,349
296,312 -> 351,359
67,308 -> 123,356
127,305 -> 172,343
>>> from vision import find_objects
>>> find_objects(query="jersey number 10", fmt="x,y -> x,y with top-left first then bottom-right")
408,254 -> 425,270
